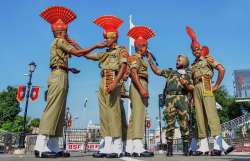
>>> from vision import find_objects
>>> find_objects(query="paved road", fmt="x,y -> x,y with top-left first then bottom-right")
1,153 -> 250,161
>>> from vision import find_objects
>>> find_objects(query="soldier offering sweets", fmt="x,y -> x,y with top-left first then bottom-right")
148,54 -> 194,156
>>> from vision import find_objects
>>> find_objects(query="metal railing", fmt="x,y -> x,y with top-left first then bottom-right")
221,113 -> 250,132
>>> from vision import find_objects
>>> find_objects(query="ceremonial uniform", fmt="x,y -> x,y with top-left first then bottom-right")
192,56 -> 221,138
186,26 -> 233,156
88,46 -> 128,138
91,15 -> 128,158
39,38 -> 73,136
128,53 -> 148,140
161,68 -> 192,144
126,26 -> 155,157
34,6 -> 77,158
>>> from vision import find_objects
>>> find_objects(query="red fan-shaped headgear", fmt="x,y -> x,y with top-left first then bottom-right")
127,26 -> 155,47
93,15 -> 123,38
40,6 -> 76,31
186,26 -> 201,49
201,46 -> 209,57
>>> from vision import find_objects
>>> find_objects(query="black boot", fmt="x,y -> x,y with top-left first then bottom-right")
166,143 -> 173,157
225,146 -> 234,155
56,151 -> 70,157
210,149 -> 222,156
92,151 -> 106,158
34,150 -> 57,158
106,153 -> 122,158
183,142 -> 189,156
192,151 -> 209,156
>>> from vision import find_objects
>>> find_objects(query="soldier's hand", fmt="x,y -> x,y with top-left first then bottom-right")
146,52 -> 153,63
180,78 -> 188,86
212,85 -> 219,92
95,42 -> 107,49
69,68 -> 80,74
107,81 -> 117,93
140,88 -> 149,98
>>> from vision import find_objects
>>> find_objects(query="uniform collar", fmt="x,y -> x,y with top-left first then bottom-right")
106,45 -> 118,52
177,69 -> 186,75
192,56 -> 205,65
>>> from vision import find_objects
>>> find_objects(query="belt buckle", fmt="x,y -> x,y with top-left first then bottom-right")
103,70 -> 115,94
202,76 -> 213,96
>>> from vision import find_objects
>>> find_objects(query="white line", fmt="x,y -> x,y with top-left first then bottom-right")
120,157 -> 143,161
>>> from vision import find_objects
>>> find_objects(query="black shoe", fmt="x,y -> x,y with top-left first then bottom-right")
132,152 -> 139,157
140,151 -> 154,157
189,150 -> 193,156
125,152 -> 132,157
34,150 -> 57,158
183,143 -> 189,156
56,151 -> 70,157
211,149 -> 222,156
106,153 -> 121,158
132,151 -> 154,157
192,151 -> 209,156
166,143 -> 173,157
92,152 -> 106,158
225,146 -> 234,155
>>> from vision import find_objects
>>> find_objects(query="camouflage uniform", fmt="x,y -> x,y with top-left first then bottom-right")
161,68 -> 193,144
88,45 -> 128,138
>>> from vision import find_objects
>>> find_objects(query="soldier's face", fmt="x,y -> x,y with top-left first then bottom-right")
104,32 -> 118,48
176,57 -> 183,69
136,43 -> 148,55
54,30 -> 67,39
192,47 -> 202,58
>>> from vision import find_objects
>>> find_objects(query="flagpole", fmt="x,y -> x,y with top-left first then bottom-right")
127,15 -> 133,124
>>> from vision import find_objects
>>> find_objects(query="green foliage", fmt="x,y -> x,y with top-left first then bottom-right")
216,86 -> 250,123
30,118 -> 40,127
0,86 -> 39,133
0,115 -> 32,132
0,86 -> 20,125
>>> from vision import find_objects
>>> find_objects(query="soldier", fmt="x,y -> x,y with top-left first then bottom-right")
84,16 -> 128,158
125,26 -> 155,157
34,6 -> 106,158
148,54 -> 194,156
186,26 -> 233,156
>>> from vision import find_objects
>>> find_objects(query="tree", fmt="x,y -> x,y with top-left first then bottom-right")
216,86 -> 250,123
0,86 -> 20,125
0,115 -> 32,132
30,118 -> 40,128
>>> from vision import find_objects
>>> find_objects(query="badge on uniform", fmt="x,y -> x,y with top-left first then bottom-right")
202,76 -> 213,96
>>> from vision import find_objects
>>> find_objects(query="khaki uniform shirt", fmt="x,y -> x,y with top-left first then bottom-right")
192,56 -> 219,80
128,53 -> 148,79
50,38 -> 74,68
89,46 -> 128,71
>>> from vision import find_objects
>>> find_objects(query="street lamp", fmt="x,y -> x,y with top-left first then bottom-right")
19,61 -> 37,148
158,94 -> 164,149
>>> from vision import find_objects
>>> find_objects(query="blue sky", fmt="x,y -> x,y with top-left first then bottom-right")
1,0 -> 250,129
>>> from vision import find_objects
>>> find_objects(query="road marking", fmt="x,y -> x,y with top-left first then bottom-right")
120,157 -> 143,161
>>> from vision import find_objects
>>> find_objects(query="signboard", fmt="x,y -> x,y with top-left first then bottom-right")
66,143 -> 85,151
86,142 -> 100,152
234,69 -> 250,101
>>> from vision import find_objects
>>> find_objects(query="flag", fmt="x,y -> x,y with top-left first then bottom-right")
84,97 -> 88,108
67,112 -> 72,128
129,15 -> 135,52
16,85 -> 26,103
30,86 -> 40,101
